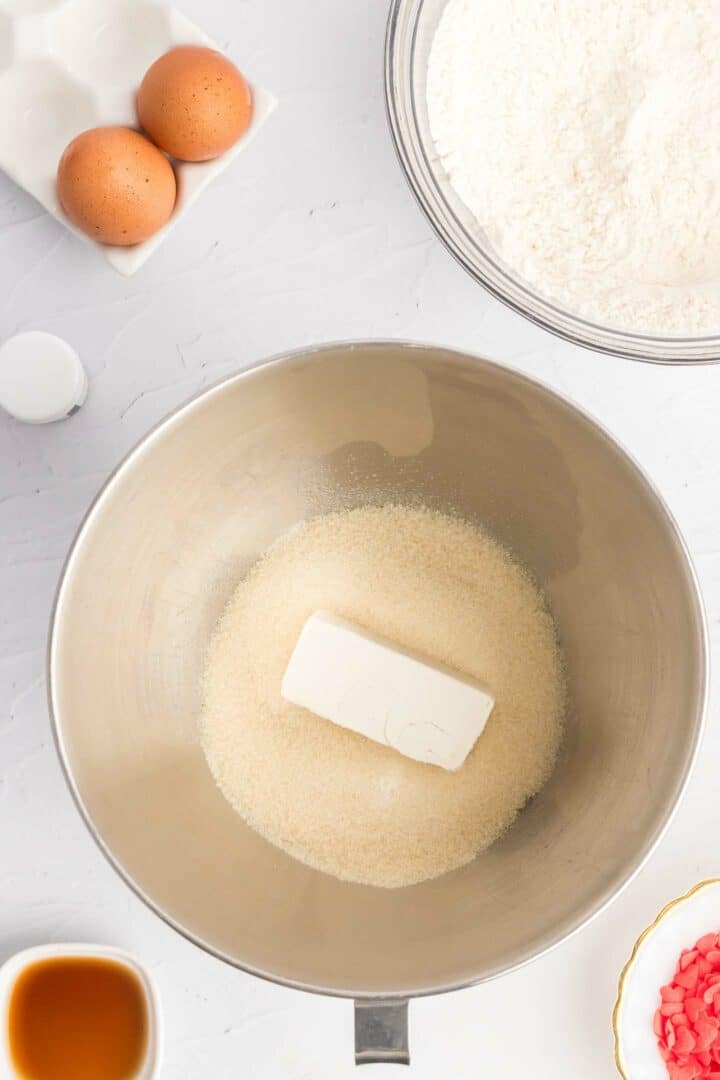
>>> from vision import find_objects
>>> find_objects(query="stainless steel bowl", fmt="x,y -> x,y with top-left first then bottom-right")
48,342 -> 707,1060
385,0 -> 720,364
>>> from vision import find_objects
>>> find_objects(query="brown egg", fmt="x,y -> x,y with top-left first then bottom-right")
137,45 -> 253,162
57,127 -> 176,246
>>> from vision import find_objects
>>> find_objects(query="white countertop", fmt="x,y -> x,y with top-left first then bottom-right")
1,1 -> 720,1076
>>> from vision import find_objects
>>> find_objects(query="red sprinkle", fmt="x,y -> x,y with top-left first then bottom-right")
656,931 -> 720,1079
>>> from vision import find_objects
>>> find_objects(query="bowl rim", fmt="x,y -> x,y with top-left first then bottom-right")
612,878 -> 720,1079
47,339 -> 710,1000
383,0 -> 720,365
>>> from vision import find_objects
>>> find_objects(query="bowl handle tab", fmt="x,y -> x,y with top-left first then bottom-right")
354,998 -> 410,1066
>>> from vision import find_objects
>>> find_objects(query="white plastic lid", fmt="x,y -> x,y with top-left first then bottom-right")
0,331 -> 87,423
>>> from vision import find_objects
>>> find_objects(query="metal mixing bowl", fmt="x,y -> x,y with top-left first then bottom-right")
48,342 -> 707,1060
385,0 -> 720,364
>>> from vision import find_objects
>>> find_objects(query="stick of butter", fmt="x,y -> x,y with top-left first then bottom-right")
281,610 -> 494,771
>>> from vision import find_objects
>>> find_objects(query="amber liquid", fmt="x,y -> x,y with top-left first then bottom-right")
8,956 -> 148,1080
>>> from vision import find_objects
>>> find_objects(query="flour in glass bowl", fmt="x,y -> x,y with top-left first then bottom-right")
427,0 -> 720,336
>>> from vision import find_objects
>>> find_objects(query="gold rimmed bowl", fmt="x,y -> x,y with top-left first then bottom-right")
614,879 -> 720,1078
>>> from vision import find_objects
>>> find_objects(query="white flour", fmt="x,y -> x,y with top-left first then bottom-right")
428,0 -> 720,335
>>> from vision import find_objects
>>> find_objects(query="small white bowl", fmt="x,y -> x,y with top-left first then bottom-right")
0,943 -> 162,1079
613,879 -> 720,1079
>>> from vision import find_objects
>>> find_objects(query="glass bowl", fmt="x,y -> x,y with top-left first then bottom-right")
385,0 -> 720,364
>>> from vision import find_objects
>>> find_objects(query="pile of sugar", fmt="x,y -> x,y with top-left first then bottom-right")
200,505 -> 565,889
428,0 -> 720,336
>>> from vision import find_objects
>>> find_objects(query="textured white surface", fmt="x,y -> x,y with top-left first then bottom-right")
1,0 -> 720,1077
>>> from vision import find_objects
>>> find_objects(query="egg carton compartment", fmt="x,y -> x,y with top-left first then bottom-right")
0,0 -> 276,274
51,0 -> 176,90
0,60 -> 98,191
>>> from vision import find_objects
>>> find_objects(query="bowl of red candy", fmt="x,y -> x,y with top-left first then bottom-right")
615,880 -> 720,1080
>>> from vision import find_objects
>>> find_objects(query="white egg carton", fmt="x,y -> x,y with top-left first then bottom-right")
0,0 -> 276,275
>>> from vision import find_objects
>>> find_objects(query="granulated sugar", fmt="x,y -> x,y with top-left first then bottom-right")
200,505 -> 565,888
